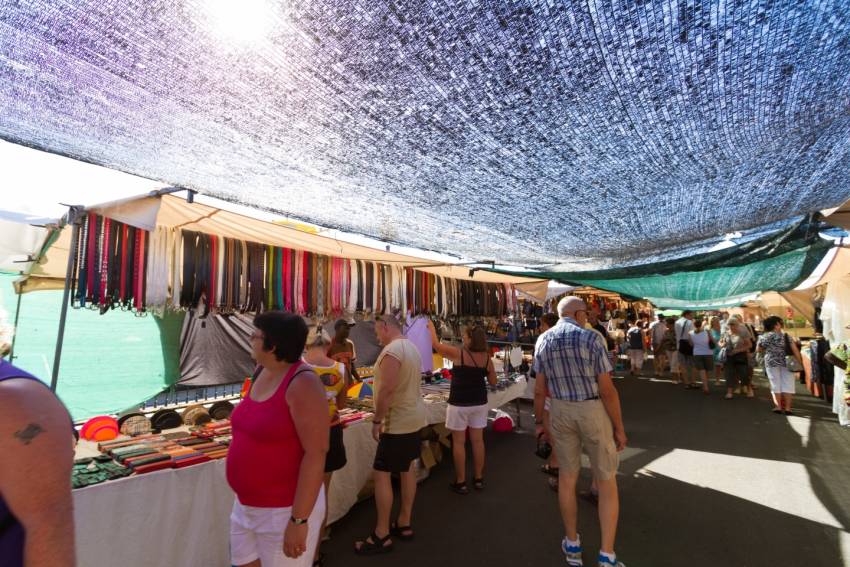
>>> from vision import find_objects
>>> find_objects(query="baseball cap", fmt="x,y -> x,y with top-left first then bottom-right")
334,317 -> 356,330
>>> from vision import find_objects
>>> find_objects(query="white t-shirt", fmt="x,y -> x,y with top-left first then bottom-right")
689,330 -> 713,356
674,317 -> 693,342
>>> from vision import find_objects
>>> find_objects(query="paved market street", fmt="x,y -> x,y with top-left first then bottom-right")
325,371 -> 850,567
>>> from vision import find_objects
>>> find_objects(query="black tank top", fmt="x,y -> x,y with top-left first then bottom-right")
448,350 -> 489,407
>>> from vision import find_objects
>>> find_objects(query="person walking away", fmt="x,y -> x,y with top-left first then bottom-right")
719,317 -> 753,399
303,326 -> 349,566
625,318 -> 644,377
708,317 -> 724,385
674,311 -> 695,387
227,312 -> 329,567
327,318 -> 360,382
534,297 -> 628,567
719,312 -> 730,335
662,318 -> 679,381
427,320 -> 497,493
688,318 -> 715,393
757,316 -> 802,415
354,313 -> 427,554
0,345 -> 76,567
649,314 -> 667,376
534,313 -> 564,487
744,317 -> 759,391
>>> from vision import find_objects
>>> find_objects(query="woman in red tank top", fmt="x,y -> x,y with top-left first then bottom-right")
227,312 -> 329,566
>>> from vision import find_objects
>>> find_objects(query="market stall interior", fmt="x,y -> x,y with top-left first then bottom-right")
2,2 -> 850,566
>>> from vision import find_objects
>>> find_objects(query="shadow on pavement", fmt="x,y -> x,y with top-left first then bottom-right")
322,370 -> 850,567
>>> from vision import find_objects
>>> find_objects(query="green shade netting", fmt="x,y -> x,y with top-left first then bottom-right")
490,239 -> 832,307
0,274 -> 182,420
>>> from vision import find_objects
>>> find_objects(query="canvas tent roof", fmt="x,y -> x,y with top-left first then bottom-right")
17,193 -> 545,293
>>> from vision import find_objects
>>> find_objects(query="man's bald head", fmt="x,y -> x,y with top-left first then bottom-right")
557,296 -> 587,318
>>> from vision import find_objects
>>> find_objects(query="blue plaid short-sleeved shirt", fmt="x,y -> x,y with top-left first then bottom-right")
533,317 -> 613,401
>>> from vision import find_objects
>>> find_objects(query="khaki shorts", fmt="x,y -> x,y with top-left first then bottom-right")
549,399 -> 619,481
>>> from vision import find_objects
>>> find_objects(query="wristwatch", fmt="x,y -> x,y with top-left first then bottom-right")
290,516 -> 308,525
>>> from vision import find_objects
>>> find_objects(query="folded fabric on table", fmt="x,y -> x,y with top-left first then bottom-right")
133,460 -> 175,474
129,454 -> 172,468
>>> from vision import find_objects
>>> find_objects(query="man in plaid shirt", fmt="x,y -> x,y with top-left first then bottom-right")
534,296 -> 628,567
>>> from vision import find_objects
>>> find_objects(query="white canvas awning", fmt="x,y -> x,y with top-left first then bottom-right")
18,193 -> 546,293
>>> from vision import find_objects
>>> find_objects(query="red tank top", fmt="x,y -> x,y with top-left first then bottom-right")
226,361 -> 307,507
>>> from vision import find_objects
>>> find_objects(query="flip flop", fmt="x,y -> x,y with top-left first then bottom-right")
390,522 -> 415,541
354,532 -> 393,555
540,464 -> 560,477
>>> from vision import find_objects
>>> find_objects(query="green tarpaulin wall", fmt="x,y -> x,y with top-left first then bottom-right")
488,218 -> 833,308
0,274 -> 182,420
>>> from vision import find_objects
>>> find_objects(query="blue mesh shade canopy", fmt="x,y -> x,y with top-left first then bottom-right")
1,2 -> 850,265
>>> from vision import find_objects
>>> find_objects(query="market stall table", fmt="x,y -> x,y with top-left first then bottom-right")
72,378 -> 525,567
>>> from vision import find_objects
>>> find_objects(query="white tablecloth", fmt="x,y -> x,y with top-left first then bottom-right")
73,378 -> 526,567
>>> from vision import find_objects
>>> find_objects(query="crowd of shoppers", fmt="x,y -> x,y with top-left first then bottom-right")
2,301 -> 814,567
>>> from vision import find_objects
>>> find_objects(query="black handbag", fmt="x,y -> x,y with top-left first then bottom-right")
677,320 -> 693,355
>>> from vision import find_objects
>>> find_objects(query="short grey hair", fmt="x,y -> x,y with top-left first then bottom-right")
557,296 -> 587,318
377,312 -> 403,330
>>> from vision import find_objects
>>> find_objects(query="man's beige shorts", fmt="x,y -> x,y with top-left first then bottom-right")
549,399 -> 619,481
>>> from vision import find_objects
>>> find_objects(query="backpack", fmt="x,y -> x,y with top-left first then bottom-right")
627,328 -> 643,350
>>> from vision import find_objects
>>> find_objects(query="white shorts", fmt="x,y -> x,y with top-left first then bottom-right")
446,404 -> 489,431
230,487 -> 325,567
765,365 -> 796,394
669,352 -> 680,373
628,350 -> 644,370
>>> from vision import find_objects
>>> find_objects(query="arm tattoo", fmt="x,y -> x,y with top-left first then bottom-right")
14,423 -> 45,445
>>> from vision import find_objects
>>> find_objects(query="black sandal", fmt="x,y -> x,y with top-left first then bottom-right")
390,522 -> 415,541
540,464 -> 559,477
473,477 -> 484,490
450,481 -> 469,495
354,532 -> 393,555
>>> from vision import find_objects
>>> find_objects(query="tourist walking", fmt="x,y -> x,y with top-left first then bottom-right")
427,319 -> 497,493
688,318 -> 715,393
757,316 -> 802,414
303,326 -> 349,566
674,311 -> 695,387
649,314 -> 668,376
663,318 -> 679,380
354,313 -> 427,554
534,313 -> 563,488
227,312 -> 329,567
720,317 -> 753,399
708,316 -> 724,385
534,297 -> 628,567
625,318 -> 644,377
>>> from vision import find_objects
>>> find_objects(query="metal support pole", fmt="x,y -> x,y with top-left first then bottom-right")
50,207 -> 83,392
8,286 -> 23,360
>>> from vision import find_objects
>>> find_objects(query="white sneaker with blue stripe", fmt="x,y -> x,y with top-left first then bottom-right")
561,537 -> 583,566
598,553 -> 626,567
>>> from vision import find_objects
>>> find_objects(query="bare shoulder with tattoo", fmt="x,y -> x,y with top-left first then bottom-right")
15,422 -> 46,445
0,377 -> 77,567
